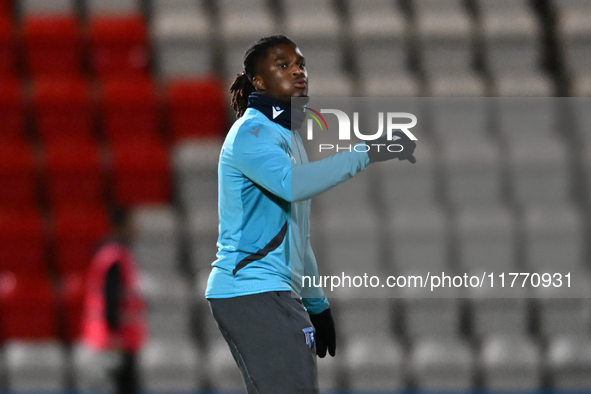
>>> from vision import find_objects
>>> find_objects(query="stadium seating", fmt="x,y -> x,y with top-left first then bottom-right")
477,0 -> 542,75
185,206 -> 219,274
110,139 -> 171,207
58,272 -> 86,343
469,287 -> 529,337
479,335 -> 542,391
522,203 -> 584,271
571,97 -> 591,144
508,136 -> 571,204
0,208 -> 45,275
173,140 -> 221,211
206,339 -> 246,393
219,0 -> 277,83
71,342 -> 114,393
442,138 -> 503,205
192,274 -> 221,345
32,77 -> 94,144
138,339 -> 202,393
319,176 -> 381,275
0,16 -> 14,76
387,203 -> 449,273
547,335 -> 591,390
375,138 -> 437,204
410,338 -> 474,391
43,141 -> 104,209
342,336 -> 405,392
4,341 -> 67,392
0,0 -> 11,16
0,273 -> 57,340
334,297 -> 395,340
151,5 -> 212,80
23,15 -> 82,77
317,355 -> 339,392
348,0 -> 408,76
131,206 -> 180,275
89,15 -> 149,78
283,0 -> 344,94
99,76 -> 159,144
139,272 -> 192,339
413,0 -> 474,75
166,79 -> 226,141
428,72 -> 487,98
360,71 -> 421,97
492,71 -> 555,97
0,78 -> 25,142
52,205 -> 111,276
536,292 -> 591,337
0,140 -> 37,209
455,205 -> 517,273
86,0 -> 141,16
554,0 -> 591,75
402,291 -> 462,340
20,0 -> 74,15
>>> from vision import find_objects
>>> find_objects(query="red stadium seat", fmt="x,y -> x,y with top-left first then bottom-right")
0,77 -> 25,142
58,273 -> 86,342
0,0 -> 11,17
100,77 -> 160,144
166,78 -> 227,141
89,15 -> 149,78
0,273 -> 57,340
0,209 -> 46,276
23,15 -> 82,77
0,141 -> 37,209
0,16 -> 14,76
32,77 -> 94,144
111,139 -> 171,207
53,205 -> 111,276
44,141 -> 104,210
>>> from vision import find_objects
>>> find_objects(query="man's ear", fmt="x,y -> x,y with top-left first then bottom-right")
252,76 -> 265,92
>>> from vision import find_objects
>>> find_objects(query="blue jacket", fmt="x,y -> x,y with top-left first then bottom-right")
205,107 -> 369,314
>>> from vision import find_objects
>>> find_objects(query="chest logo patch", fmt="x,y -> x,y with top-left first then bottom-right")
273,106 -> 284,119
303,327 -> 315,349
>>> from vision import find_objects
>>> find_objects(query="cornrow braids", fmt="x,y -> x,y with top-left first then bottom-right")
229,35 -> 296,118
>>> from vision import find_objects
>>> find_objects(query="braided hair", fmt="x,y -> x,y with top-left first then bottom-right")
230,35 -> 296,118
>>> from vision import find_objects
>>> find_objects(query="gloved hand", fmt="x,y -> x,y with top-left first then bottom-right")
366,130 -> 417,164
309,308 -> 336,358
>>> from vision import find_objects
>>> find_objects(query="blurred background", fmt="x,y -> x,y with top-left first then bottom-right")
0,0 -> 590,392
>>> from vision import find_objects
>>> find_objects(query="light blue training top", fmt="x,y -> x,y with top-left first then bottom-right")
205,107 -> 369,314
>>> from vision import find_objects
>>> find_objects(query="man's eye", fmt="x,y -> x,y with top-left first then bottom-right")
298,63 -> 305,68
279,64 -> 287,68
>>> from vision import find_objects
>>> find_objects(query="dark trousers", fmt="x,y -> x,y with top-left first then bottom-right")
113,352 -> 138,394
209,291 -> 319,394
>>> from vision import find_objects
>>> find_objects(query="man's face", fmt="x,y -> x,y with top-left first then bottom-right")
252,43 -> 308,103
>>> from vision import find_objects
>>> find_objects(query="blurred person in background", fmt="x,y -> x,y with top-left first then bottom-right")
206,35 -> 416,393
80,207 -> 146,394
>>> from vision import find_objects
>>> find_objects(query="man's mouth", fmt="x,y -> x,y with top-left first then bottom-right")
294,79 -> 307,88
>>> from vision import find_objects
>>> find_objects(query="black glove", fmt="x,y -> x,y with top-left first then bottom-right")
366,130 -> 417,164
309,308 -> 336,358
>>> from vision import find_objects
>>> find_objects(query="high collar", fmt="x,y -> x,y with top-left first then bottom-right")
247,92 -> 306,130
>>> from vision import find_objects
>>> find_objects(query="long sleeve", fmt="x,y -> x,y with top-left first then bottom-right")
232,122 -> 370,203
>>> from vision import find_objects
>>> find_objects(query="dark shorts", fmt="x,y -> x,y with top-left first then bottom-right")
208,291 -> 319,394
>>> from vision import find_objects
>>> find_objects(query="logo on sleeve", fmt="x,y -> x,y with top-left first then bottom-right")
272,106 -> 284,119
303,327 -> 315,349
248,127 -> 260,137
